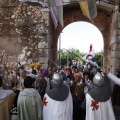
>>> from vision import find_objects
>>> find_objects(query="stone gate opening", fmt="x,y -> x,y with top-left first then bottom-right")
48,2 -> 115,71
57,21 -> 104,66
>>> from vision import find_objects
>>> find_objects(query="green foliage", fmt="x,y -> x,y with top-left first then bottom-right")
58,48 -> 103,66
92,51 -> 103,67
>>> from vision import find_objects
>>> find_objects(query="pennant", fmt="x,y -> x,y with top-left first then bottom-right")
89,44 -> 92,52
50,7 -> 58,29
79,0 -> 97,20
82,50 -> 95,61
48,0 -> 63,28
88,0 -> 97,19
79,0 -> 91,20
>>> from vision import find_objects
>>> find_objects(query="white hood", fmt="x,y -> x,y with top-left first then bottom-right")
0,87 -> 13,104
19,88 -> 40,97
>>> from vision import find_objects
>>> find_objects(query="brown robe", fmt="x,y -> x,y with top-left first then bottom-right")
0,89 -> 16,120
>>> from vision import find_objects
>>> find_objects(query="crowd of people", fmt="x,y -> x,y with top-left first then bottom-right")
0,59 -> 120,120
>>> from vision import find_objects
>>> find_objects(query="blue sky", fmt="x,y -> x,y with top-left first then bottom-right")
58,21 -> 103,53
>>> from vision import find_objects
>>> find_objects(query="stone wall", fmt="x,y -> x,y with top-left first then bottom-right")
0,0 -> 49,69
110,10 -> 120,73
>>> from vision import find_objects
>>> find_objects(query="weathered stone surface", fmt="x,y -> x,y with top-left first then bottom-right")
112,43 -> 120,51
111,36 -> 116,44
110,57 -> 120,67
115,21 -> 120,29
0,0 -> 49,67
116,29 -> 120,36
111,50 -> 120,58
117,12 -> 120,21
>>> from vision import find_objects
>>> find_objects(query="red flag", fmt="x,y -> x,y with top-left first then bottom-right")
82,50 -> 95,61
89,44 -> 92,52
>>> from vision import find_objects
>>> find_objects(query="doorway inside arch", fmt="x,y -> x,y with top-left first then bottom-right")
57,21 -> 104,67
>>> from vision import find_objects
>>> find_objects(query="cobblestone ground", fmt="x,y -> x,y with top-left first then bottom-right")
114,106 -> 120,120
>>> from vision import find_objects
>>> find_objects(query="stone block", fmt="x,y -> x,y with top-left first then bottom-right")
116,22 -> 120,29
110,57 -> 120,67
116,29 -> 120,36
117,13 -> 120,21
111,34 -> 120,44
111,51 -> 120,57
39,57 -> 48,64
116,35 -> 120,42
112,43 -> 120,50
111,36 -> 116,44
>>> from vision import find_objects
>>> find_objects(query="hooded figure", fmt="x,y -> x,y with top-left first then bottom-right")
82,72 -> 115,120
43,73 -> 73,120
17,76 -> 42,120
0,76 -> 16,120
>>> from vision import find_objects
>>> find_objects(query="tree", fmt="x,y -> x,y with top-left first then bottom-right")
58,48 -> 85,66
92,51 -> 103,67
58,49 -> 103,66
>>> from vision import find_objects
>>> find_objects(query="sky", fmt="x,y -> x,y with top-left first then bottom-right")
58,21 -> 103,53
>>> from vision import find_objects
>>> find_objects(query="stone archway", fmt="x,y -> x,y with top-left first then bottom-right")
49,3 -> 114,70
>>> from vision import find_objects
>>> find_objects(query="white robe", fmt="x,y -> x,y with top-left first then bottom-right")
17,88 -> 42,120
108,73 -> 120,85
86,93 -> 115,120
43,92 -> 73,120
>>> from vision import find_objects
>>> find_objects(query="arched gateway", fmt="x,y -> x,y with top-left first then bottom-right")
0,0 -> 119,73
48,1 -> 120,72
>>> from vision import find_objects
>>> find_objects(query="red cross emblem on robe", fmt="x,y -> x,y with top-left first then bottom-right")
43,97 -> 48,106
91,100 -> 99,111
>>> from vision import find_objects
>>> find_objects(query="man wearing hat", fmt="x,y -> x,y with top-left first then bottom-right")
71,73 -> 85,120
43,73 -> 73,120
81,72 -> 115,120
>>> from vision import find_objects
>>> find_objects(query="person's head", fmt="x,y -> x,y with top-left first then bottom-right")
65,68 -> 72,75
93,72 -> 105,86
75,73 -> 82,82
83,72 -> 90,80
42,69 -> 49,77
30,64 -> 35,70
36,62 -> 41,70
72,66 -> 77,72
0,76 -> 3,87
114,67 -> 119,73
59,70 -> 64,75
38,69 -> 42,76
67,75 -> 71,82
48,66 -> 53,72
53,67 -> 57,73
24,76 -> 35,88
51,73 -> 63,85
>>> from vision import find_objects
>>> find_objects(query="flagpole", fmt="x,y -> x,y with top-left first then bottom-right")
63,48 -> 83,61
59,33 -> 61,66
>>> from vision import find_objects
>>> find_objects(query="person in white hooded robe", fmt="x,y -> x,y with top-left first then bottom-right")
17,76 -> 42,120
43,73 -> 73,120
81,72 -> 115,120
